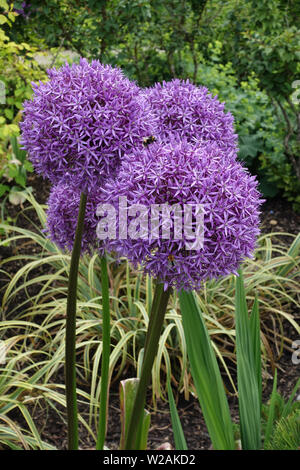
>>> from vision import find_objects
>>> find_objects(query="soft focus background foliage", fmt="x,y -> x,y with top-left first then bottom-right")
1,0 -> 300,207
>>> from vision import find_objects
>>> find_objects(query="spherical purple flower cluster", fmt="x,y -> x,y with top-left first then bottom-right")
46,181 -> 105,254
21,58 -> 262,287
101,140 -> 262,290
144,79 -> 238,156
20,58 -> 157,191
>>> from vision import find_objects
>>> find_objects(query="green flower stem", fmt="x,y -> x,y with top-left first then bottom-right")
96,255 -> 111,450
65,191 -> 87,450
124,282 -> 172,450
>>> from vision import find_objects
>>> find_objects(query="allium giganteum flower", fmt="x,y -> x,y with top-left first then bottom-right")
46,181 -> 105,254
145,79 -> 238,155
101,140 -> 263,291
20,59 -> 157,191
21,58 -> 262,287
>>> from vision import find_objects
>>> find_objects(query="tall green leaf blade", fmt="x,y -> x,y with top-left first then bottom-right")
235,270 -> 261,450
10,135 -> 26,163
281,377 -> 300,419
167,377 -> 188,450
135,408 -> 151,450
179,289 -> 235,450
264,370 -> 278,448
249,295 -> 262,413
119,378 -> 150,450
96,255 -> 111,450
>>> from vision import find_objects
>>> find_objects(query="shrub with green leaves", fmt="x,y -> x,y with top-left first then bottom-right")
0,135 -> 33,203
0,1 -> 45,201
190,56 -> 290,200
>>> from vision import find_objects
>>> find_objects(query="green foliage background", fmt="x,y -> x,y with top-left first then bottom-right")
1,0 -> 300,207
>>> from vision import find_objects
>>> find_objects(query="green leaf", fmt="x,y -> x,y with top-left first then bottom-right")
258,176 -> 280,198
264,370 -> 278,448
4,108 -> 13,120
0,1 -> 9,11
8,165 -> 18,179
179,289 -> 235,450
7,11 -> 15,22
238,134 -> 263,161
235,270 -> 261,450
23,160 -> 33,172
119,378 -> 150,450
96,255 -> 111,451
8,188 -> 26,206
167,377 -> 188,450
10,135 -> 26,163
249,295 -> 262,413
0,184 -> 9,197
10,135 -> 18,155
277,233 -> 300,277
15,172 -> 26,188
0,14 -> 7,25
281,377 -> 300,419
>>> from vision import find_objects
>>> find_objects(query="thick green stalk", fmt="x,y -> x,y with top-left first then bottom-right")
65,192 -> 87,450
96,255 -> 111,450
124,282 -> 172,450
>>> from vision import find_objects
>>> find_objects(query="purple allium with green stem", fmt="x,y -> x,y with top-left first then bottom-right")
116,138 -> 263,449
20,56 -> 264,450
101,139 -> 263,291
45,178 -> 111,450
20,58 -> 157,192
144,79 -> 238,154
20,58 -> 158,450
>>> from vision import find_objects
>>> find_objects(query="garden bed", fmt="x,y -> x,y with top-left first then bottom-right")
1,174 -> 299,451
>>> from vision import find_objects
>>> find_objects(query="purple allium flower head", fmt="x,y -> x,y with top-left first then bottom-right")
101,140 -> 263,291
20,58 -> 157,191
144,79 -> 238,156
46,180 -> 105,254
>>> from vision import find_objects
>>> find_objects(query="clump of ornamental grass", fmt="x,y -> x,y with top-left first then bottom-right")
1,195 -> 299,400
0,326 -> 63,450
